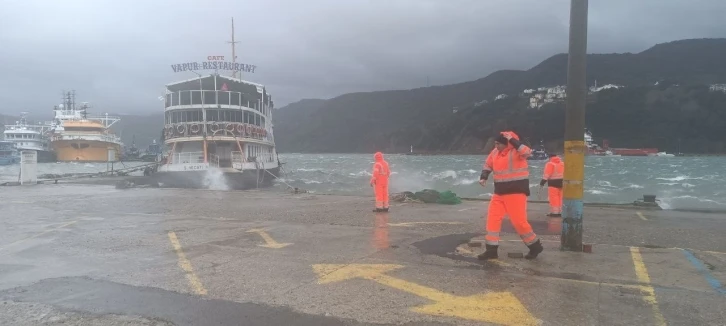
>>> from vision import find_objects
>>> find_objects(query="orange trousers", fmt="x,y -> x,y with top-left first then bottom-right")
484,194 -> 538,246
374,181 -> 389,209
548,187 -> 563,214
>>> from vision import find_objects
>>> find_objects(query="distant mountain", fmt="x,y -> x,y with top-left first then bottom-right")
273,38 -> 726,154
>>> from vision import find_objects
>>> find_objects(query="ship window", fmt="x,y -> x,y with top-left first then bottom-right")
181,91 -> 192,105
166,94 -> 172,108
219,92 -> 230,106
204,91 -> 216,105
191,91 -> 202,105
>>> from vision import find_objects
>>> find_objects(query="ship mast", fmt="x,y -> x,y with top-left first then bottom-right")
228,17 -> 239,79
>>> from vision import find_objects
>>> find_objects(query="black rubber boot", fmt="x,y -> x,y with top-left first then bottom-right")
372,208 -> 382,212
382,207 -> 389,212
477,244 -> 499,260
525,239 -> 544,259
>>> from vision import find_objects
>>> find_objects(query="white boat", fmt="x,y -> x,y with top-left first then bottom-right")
154,18 -> 279,189
2,112 -> 56,162
655,152 -> 675,157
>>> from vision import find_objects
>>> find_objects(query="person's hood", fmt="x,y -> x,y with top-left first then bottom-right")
374,152 -> 384,162
549,156 -> 562,163
495,131 -> 520,154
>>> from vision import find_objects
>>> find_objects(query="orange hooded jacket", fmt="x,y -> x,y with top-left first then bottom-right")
480,131 -> 532,195
540,155 -> 564,188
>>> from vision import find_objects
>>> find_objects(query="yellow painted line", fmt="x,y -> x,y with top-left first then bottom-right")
247,228 -> 292,249
630,247 -> 666,326
388,222 -> 465,227
0,220 -> 78,253
636,212 -> 648,221
313,264 -> 538,325
167,231 -> 207,295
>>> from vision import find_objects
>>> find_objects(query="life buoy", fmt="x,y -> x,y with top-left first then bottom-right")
209,123 -> 220,134
165,126 -> 174,138
225,123 -> 235,133
176,124 -> 186,135
190,123 -> 200,134
236,123 -> 244,134
245,124 -> 251,135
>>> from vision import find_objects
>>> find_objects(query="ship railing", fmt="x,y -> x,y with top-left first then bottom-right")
164,90 -> 270,115
171,151 -> 205,164
231,151 -> 244,163
164,122 -> 269,142
170,151 -> 220,167
51,134 -> 122,143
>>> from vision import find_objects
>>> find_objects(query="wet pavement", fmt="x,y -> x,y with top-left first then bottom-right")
1,184 -> 725,325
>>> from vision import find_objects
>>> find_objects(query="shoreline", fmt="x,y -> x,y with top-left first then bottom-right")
277,152 -> 726,157
4,175 -> 726,214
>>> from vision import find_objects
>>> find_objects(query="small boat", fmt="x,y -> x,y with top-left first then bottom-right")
654,152 -> 675,157
527,141 -> 549,161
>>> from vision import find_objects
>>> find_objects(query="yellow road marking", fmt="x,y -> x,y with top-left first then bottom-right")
636,212 -> 648,221
630,247 -> 666,326
167,231 -> 207,295
387,222 -> 465,227
0,220 -> 78,253
313,264 -> 538,326
246,228 -> 292,249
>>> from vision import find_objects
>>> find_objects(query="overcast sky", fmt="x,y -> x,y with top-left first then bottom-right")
1,0 -> 724,117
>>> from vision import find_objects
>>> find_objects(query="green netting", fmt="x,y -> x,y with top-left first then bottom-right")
436,190 -> 462,205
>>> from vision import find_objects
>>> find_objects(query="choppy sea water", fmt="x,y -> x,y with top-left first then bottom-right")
2,155 -> 723,211
274,154 -> 726,211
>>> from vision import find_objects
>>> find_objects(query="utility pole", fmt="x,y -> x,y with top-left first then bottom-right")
561,0 -> 588,251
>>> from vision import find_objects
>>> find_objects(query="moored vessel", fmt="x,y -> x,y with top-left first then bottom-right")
154,18 -> 279,189
2,112 -> 56,162
49,91 -> 123,162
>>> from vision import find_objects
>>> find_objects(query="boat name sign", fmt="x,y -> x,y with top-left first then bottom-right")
182,163 -> 210,171
171,60 -> 256,74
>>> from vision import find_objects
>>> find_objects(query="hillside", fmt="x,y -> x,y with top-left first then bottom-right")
274,38 -> 726,154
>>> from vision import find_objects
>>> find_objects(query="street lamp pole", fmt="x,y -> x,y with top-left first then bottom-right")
561,0 -> 589,251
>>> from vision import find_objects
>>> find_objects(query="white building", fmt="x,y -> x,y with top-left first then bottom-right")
709,84 -> 726,93
474,99 -> 489,107
523,89 -> 535,94
494,94 -> 508,101
590,84 -> 623,93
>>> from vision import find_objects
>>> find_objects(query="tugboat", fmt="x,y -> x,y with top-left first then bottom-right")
527,140 -> 549,161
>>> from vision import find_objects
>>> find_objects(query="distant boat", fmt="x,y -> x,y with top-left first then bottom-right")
527,141 -> 549,161
2,112 -> 56,162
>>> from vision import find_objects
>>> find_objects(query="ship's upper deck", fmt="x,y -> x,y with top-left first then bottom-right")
165,74 -> 272,109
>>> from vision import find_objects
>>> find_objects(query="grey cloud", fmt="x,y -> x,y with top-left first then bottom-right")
0,0 -> 724,117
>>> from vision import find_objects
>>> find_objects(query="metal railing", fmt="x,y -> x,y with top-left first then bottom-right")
169,151 -> 220,167
164,122 -> 270,142
165,90 -> 269,112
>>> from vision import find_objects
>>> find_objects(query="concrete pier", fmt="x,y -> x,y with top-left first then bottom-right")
1,184 -> 724,325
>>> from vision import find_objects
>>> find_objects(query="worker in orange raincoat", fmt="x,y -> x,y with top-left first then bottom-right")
370,152 -> 391,212
478,131 -> 543,260
540,154 -> 564,217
